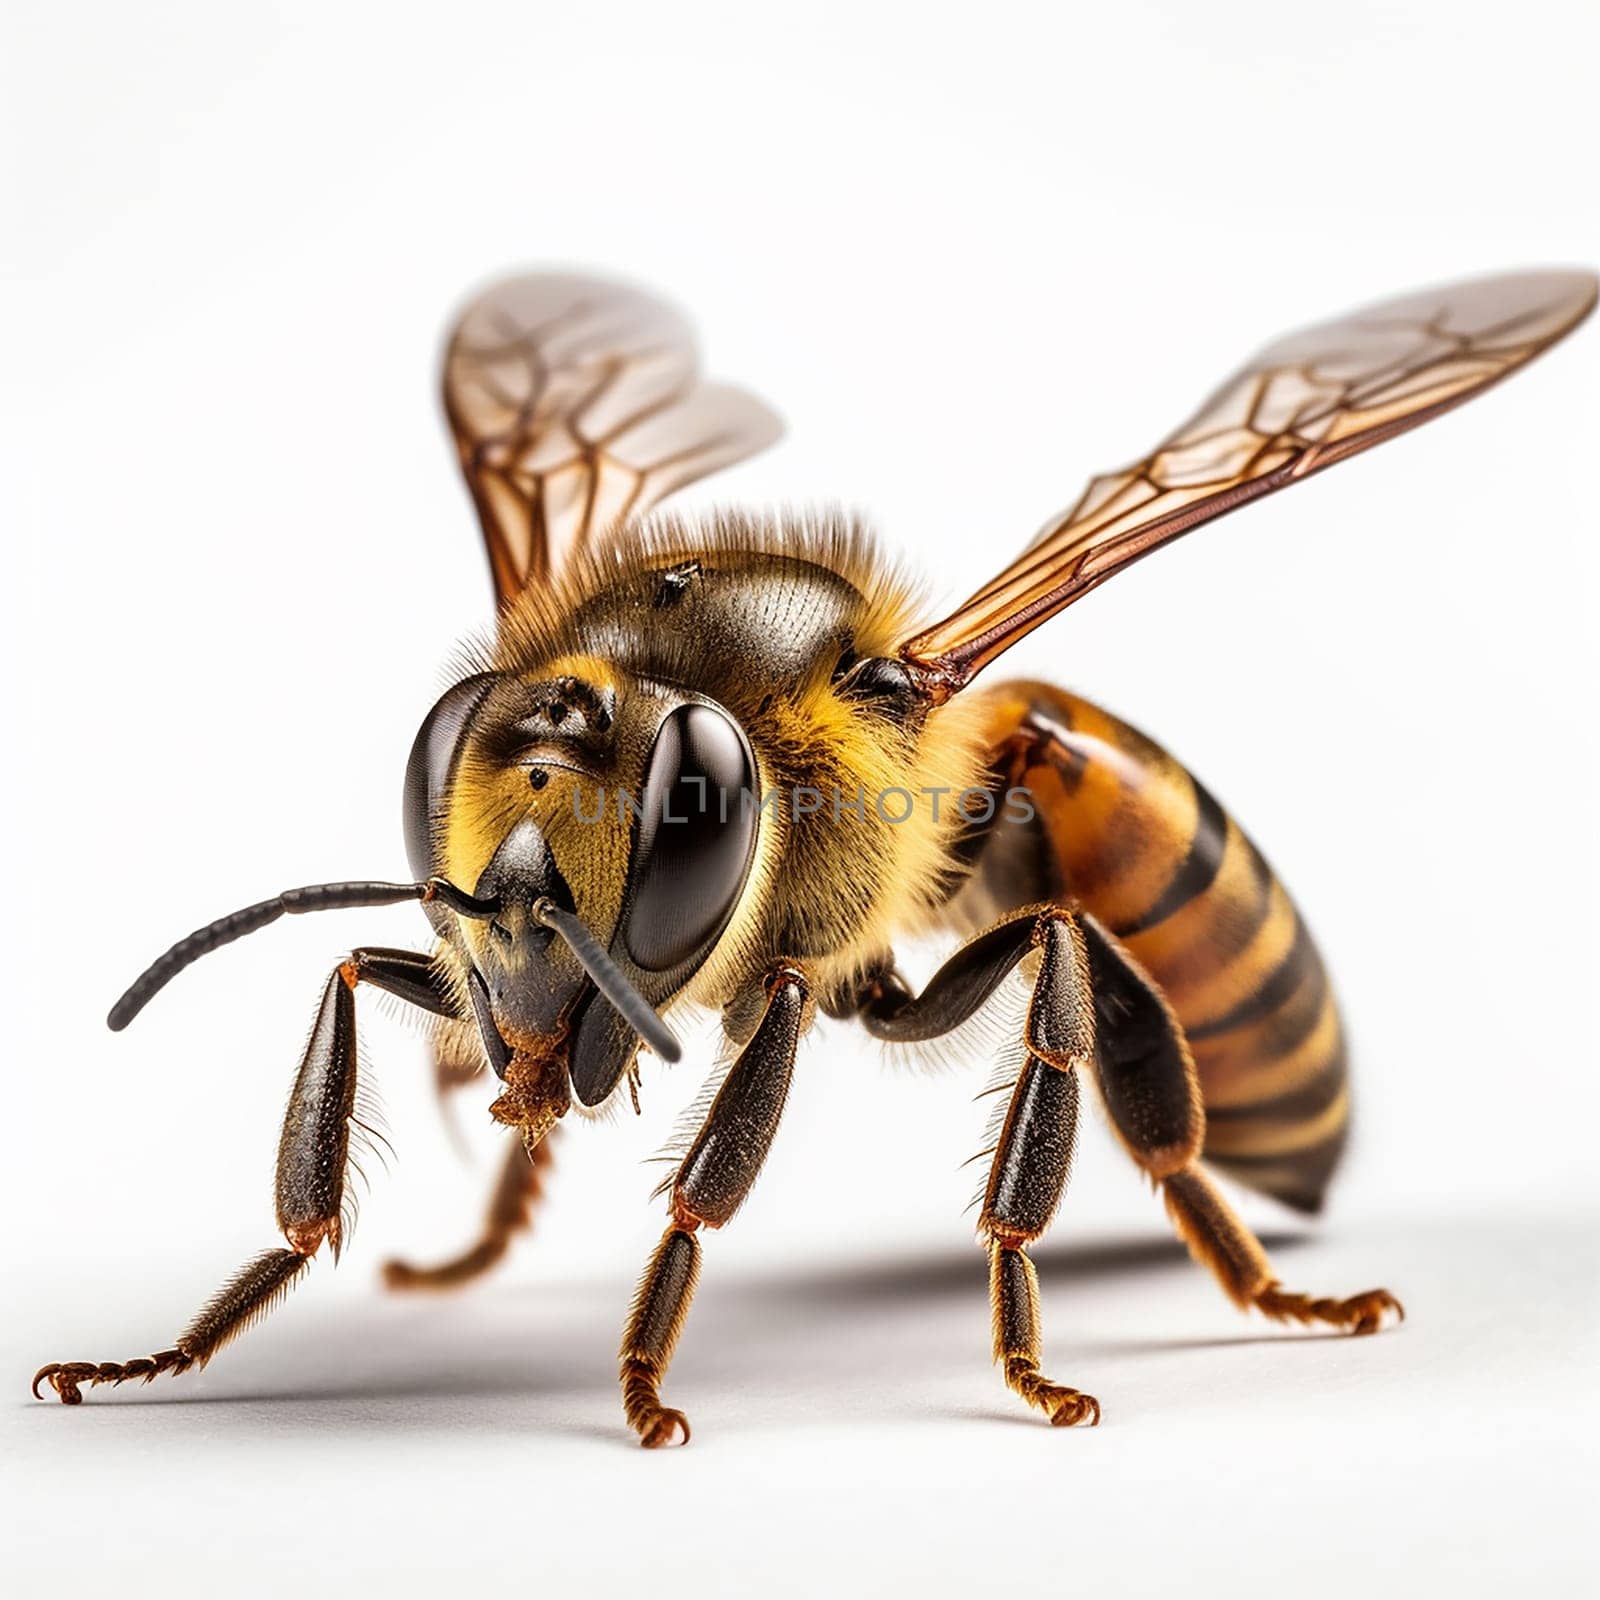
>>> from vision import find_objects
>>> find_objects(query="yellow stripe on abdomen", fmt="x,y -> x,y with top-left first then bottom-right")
998,682 -> 1349,1213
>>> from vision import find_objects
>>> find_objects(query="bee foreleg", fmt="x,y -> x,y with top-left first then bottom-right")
1081,919 -> 1404,1338
620,1227 -> 701,1449
31,1251 -> 312,1404
33,947 -> 458,1404
619,963 -> 811,1447
275,949 -> 458,1257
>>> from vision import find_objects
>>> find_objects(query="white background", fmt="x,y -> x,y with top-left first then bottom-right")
3,2 -> 1597,1595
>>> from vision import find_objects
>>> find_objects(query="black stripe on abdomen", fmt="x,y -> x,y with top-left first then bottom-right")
1112,777 -> 1228,937
1204,1054 -> 1345,1130
1186,915 -> 1318,1042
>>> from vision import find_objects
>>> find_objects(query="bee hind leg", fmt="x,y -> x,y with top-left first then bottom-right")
619,963 -> 811,1447
1162,1169 -> 1403,1334
1081,917 -> 1403,1336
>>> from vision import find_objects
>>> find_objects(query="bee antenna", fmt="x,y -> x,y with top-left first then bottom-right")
107,878 -> 500,1032
531,899 -> 683,1064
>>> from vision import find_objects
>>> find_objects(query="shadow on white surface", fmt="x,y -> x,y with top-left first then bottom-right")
6,1210 -> 1594,1597
17,1230 -> 1312,1412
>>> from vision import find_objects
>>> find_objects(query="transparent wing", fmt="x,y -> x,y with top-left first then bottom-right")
442,273 -> 783,603
902,269 -> 1597,694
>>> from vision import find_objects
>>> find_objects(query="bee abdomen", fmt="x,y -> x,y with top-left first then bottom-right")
987,682 -> 1348,1213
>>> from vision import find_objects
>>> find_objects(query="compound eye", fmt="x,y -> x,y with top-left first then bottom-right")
402,674 -> 500,881
622,704 -> 757,972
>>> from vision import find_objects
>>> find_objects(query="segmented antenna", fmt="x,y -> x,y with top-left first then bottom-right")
107,878 -> 499,1030
532,899 -> 682,1062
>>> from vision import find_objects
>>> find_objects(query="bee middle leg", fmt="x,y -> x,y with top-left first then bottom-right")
1079,918 -> 1403,1336
860,906 -> 1100,1426
619,962 -> 812,1447
383,1131 -> 555,1292
380,1009 -> 555,1291
33,946 -> 456,1404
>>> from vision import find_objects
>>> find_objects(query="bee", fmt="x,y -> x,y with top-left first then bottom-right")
34,268 -> 1595,1445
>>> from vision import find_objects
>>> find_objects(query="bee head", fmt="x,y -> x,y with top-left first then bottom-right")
402,666 -> 758,1115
